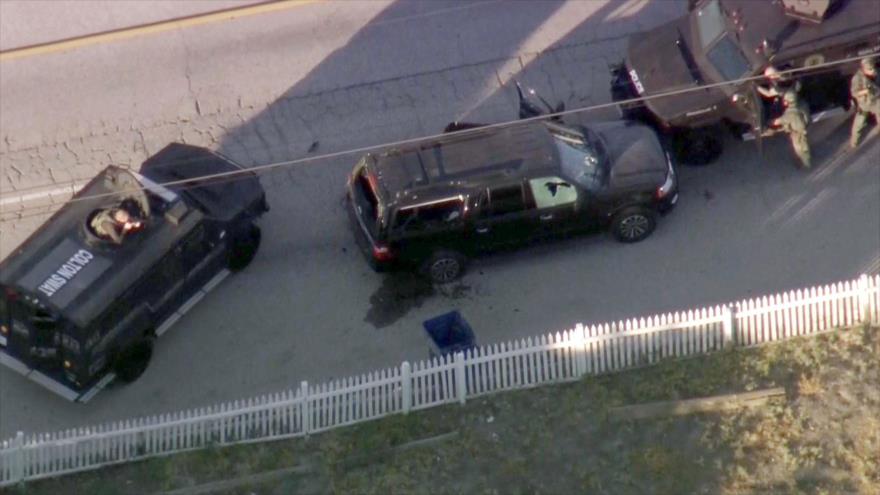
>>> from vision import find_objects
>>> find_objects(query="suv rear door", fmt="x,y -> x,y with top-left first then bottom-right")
473,182 -> 542,251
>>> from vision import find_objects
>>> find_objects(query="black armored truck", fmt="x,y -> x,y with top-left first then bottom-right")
611,0 -> 880,164
0,143 -> 268,402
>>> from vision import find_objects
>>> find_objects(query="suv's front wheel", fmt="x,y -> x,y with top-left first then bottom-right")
422,250 -> 466,284
611,207 -> 657,243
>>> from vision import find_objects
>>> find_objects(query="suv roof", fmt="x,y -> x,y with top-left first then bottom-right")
369,123 -> 558,199
0,144 -> 259,329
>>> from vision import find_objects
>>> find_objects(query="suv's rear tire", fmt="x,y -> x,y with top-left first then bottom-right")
114,336 -> 154,383
422,250 -> 466,284
228,223 -> 261,271
611,207 -> 657,243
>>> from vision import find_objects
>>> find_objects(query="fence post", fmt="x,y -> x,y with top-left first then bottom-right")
299,381 -> 310,437
858,274 -> 871,324
12,431 -> 24,484
574,324 -> 588,377
722,305 -> 737,348
401,361 -> 412,414
454,352 -> 467,405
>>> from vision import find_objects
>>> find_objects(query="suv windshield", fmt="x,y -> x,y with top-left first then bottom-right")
549,125 -> 605,191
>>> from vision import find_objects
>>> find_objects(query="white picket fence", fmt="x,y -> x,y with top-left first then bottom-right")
1,274 -> 878,486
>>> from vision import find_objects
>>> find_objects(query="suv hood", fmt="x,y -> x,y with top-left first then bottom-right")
591,121 -> 667,189
626,17 -> 724,123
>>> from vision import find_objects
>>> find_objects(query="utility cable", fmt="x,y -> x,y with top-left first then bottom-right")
0,52 -> 874,221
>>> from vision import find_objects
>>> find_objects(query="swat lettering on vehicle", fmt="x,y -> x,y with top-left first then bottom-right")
37,249 -> 94,297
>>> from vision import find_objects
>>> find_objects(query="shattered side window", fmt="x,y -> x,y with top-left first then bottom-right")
394,199 -> 463,232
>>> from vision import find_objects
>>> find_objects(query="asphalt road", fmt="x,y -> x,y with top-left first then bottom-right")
1,0 -> 878,438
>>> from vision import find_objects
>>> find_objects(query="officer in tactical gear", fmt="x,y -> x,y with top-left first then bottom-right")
850,56 -> 879,148
773,90 -> 811,169
756,66 -> 801,98
757,66 -> 800,121
90,206 -> 143,245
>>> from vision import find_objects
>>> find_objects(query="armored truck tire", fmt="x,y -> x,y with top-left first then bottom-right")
113,335 -> 155,383
611,206 -> 658,243
422,250 -> 466,284
672,127 -> 723,166
227,223 -> 262,271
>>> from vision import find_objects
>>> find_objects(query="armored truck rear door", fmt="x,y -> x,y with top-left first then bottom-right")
1,290 -> 51,368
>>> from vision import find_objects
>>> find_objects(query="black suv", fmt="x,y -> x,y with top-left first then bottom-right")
346,87 -> 677,283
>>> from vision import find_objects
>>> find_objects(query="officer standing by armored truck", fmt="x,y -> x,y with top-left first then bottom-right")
850,57 -> 880,148
774,91 -> 812,169
610,0 -> 880,165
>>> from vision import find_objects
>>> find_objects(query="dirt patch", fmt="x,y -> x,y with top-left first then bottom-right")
15,326 -> 879,495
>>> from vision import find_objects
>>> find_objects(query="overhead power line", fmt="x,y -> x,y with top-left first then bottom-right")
0,52 -> 874,222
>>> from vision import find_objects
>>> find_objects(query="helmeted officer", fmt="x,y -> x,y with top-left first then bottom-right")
756,66 -> 799,99
90,207 -> 142,245
850,56 -> 879,148
773,90 -> 811,169
756,65 -> 800,121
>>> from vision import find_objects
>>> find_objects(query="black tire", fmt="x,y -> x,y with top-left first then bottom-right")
421,250 -> 466,284
228,223 -> 261,271
114,336 -> 154,383
672,128 -> 723,166
610,207 -> 657,243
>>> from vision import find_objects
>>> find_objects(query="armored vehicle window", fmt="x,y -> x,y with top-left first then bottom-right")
707,34 -> 750,81
696,0 -> 725,49
180,224 -> 211,271
60,333 -> 81,354
488,184 -> 528,216
31,307 -> 59,332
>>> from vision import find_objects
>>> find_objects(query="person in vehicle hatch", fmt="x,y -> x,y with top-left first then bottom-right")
773,90 -> 811,169
90,206 -> 143,244
850,57 -> 879,148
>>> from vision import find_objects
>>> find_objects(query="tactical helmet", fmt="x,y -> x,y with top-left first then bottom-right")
782,91 -> 798,104
862,57 -> 876,71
